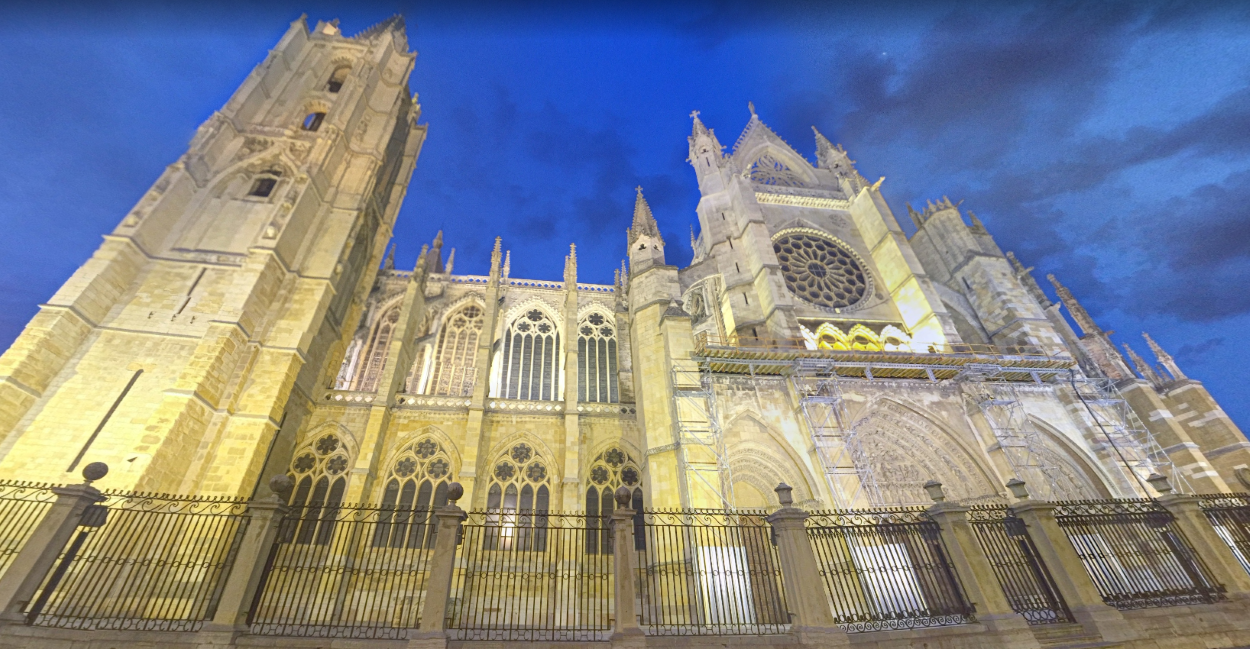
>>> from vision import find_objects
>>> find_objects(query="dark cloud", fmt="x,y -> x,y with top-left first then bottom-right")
1173,337 -> 1225,365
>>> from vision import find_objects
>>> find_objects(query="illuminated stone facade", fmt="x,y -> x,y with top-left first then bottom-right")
1,16 -> 1247,520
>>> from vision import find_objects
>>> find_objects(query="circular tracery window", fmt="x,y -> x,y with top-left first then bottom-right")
773,231 -> 872,310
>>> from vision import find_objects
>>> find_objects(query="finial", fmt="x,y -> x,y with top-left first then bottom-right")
383,243 -> 396,270
268,474 -> 294,499
502,250 -> 511,277
82,462 -> 109,484
635,185 -> 642,194
690,225 -> 697,253
445,247 -> 455,275
689,110 -> 700,119
433,230 -> 443,247
774,482 -> 794,507
748,101 -> 756,116
923,479 -> 946,503
614,486 -> 632,509
493,236 -> 502,255
446,482 -> 464,503
1005,478 -> 1030,500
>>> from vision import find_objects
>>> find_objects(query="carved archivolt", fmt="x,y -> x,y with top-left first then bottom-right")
853,400 -> 999,505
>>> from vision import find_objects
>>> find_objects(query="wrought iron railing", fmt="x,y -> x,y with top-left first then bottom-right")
967,505 -> 1071,625
805,508 -> 973,632
1052,499 -> 1224,609
1197,494 -> 1250,576
248,504 -> 437,638
24,491 -> 249,631
0,481 -> 56,580
635,510 -> 789,636
447,510 -> 612,641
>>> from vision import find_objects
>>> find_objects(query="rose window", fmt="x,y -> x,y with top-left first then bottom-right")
773,231 -> 872,310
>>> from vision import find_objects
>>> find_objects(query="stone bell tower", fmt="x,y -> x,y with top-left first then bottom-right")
0,15 -> 426,496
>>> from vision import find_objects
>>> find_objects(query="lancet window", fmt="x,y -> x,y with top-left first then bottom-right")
585,447 -> 643,554
326,66 -> 349,93
500,309 -> 560,401
354,306 -> 400,392
373,437 -> 455,548
486,443 -> 551,551
577,312 -> 618,403
286,433 -> 350,545
428,304 -> 483,396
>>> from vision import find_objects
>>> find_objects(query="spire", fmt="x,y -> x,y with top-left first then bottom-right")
430,230 -> 445,273
906,203 -> 924,229
968,211 -> 987,234
1046,274 -> 1102,336
688,110 -> 724,167
444,247 -> 455,275
812,126 -> 841,170
690,225 -> 698,254
383,243 -> 395,270
1144,332 -> 1186,382
1124,342 -> 1164,386
748,101 -> 757,118
1006,252 -> 1051,308
563,243 -> 577,285
502,249 -> 511,279
628,186 -> 661,244
489,236 -> 503,282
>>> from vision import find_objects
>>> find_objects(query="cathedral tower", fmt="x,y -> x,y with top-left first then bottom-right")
0,16 -> 425,495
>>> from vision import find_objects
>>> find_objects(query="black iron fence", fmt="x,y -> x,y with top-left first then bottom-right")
967,505 -> 1071,625
635,510 -> 788,636
1198,494 -> 1250,576
248,504 -> 438,638
805,508 -> 973,632
447,510 -> 612,641
0,481 -> 56,580
1053,499 -> 1224,609
23,492 -> 249,631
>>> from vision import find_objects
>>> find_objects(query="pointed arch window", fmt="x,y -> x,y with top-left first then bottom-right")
326,66 -> 349,93
486,443 -> 551,551
248,169 -> 282,198
354,306 -> 400,392
302,112 -> 326,132
747,153 -> 805,187
500,309 -> 559,401
373,437 -> 455,548
577,312 -> 618,403
428,304 -> 483,396
585,446 -> 644,554
286,433 -> 350,545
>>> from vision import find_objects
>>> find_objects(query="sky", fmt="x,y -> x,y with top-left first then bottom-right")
0,1 -> 1247,426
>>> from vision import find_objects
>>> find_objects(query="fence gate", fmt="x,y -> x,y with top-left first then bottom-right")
447,511 -> 613,641
23,492 -> 249,631
968,506 -> 1071,624
805,508 -> 974,632
1053,499 -> 1224,609
1198,494 -> 1250,576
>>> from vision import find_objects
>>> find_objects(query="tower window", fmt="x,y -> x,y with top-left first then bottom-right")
248,177 -> 277,197
302,112 -> 326,131
326,67 -> 349,93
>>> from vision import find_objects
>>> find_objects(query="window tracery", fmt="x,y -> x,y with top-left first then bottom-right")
585,446 -> 644,554
747,153 -> 805,187
354,306 -> 400,392
427,304 -> 483,396
486,442 -> 552,551
373,437 -> 455,548
500,309 -> 559,401
773,231 -> 872,311
286,433 -> 350,545
578,311 -> 619,403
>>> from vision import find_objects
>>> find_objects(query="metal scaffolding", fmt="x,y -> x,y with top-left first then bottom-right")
669,359 -> 735,509
1063,372 -> 1191,496
788,359 -> 881,509
964,378 -> 1067,501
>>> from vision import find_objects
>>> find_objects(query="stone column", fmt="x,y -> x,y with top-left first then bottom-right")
0,464 -> 107,623
199,476 -> 292,639
1011,496 -> 1137,642
922,481 -> 1037,647
1155,491 -> 1250,598
764,484 -> 847,646
610,487 -> 644,647
410,483 -> 468,649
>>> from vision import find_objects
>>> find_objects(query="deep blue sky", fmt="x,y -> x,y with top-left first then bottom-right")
1,2 -> 1247,427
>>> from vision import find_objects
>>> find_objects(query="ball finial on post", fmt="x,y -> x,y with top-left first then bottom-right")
268,474 -> 294,499
81,462 -> 109,484
614,486 -> 632,509
446,482 -> 465,503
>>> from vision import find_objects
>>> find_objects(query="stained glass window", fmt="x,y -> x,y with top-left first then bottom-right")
577,311 -> 619,403
500,309 -> 559,401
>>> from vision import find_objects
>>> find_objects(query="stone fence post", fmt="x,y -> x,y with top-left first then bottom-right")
922,480 -> 1036,646
1009,484 -> 1137,642
1150,478 -> 1250,599
610,487 -> 644,646
0,463 -> 107,624
410,482 -> 467,649
765,483 -> 847,647
199,475 -> 291,639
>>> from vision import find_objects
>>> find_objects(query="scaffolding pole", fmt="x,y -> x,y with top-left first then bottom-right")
965,378 -> 1067,501
788,359 -> 882,509
1063,371 -> 1191,496
670,359 -> 735,509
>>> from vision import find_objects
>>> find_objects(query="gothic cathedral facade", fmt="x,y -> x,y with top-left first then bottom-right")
0,17 -> 1247,518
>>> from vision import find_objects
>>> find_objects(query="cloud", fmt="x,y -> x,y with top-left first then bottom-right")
1173,336 -> 1225,365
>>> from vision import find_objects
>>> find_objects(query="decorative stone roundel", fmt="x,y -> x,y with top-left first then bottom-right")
773,230 -> 872,311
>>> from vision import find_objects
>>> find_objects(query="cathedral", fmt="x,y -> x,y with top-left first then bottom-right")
0,14 -> 1246,520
